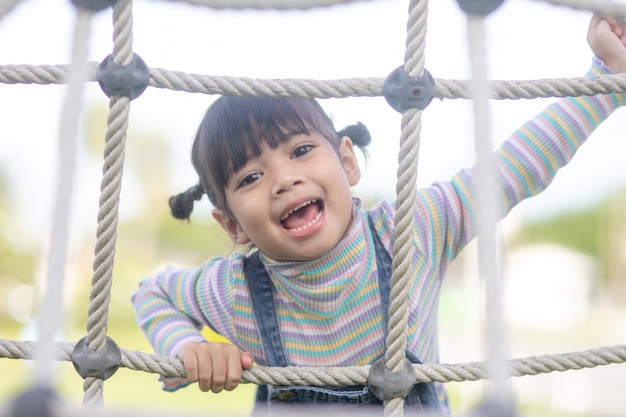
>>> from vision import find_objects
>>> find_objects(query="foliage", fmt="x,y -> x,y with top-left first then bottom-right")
512,206 -> 600,257
0,168 -> 37,324
511,188 -> 626,301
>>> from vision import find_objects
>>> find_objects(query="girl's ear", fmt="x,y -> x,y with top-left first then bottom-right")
339,136 -> 361,186
212,209 -> 251,245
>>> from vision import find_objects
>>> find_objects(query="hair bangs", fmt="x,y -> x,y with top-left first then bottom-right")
213,98 -> 317,180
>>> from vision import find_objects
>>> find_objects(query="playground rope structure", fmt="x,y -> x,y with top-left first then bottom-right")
1,0 -> 626,416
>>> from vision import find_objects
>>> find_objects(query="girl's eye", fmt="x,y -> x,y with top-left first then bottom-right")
238,172 -> 262,188
293,145 -> 314,158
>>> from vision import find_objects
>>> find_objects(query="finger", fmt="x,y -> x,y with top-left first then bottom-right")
607,16 -> 618,28
589,14 -> 602,33
241,352 -> 254,369
180,351 -> 199,383
616,18 -> 626,39
607,17 -> 626,47
209,347 -> 227,393
197,353 -> 213,392
224,352 -> 244,391
610,17 -> 625,37
588,15 -> 609,44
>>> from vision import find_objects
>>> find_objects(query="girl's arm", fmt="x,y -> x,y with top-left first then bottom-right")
415,56 -> 624,272
423,15 -> 626,267
132,266 -> 212,356
131,260 -> 242,391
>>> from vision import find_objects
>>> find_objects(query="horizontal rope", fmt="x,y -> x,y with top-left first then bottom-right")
536,0 -> 626,16
1,63 -> 626,100
2,338 -> 625,385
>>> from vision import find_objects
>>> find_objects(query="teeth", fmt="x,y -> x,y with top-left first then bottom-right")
281,200 -> 317,221
287,208 -> 322,232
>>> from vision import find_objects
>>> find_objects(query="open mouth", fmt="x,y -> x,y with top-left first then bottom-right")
280,199 -> 324,232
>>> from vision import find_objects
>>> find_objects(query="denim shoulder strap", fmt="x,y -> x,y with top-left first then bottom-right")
244,212 -> 392,366
244,251 -> 289,367
366,213 -> 393,333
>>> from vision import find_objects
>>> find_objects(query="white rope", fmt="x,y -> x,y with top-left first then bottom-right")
0,0 -> 21,21
33,6 -> 94,387
465,14 -> 513,408
381,1 -> 429,416
3,339 -> 626,385
81,0 -> 135,409
535,0 -> 626,16
2,63 -> 626,99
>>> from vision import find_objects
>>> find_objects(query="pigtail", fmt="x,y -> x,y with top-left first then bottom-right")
169,184 -> 205,220
339,122 -> 371,159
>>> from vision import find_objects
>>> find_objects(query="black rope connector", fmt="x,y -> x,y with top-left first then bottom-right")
70,0 -> 117,12
97,53 -> 150,100
71,336 -> 122,380
10,385 -> 58,417
383,66 -> 436,113
456,0 -> 505,15
367,357 -> 416,401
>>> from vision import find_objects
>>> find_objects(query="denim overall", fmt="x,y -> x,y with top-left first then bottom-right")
243,215 -> 445,415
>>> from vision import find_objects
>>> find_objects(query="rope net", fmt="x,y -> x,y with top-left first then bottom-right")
1,0 -> 625,416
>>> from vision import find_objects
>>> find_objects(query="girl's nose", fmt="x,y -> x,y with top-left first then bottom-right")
271,171 -> 303,197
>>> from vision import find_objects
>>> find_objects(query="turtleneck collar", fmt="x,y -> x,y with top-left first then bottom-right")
257,198 -> 375,317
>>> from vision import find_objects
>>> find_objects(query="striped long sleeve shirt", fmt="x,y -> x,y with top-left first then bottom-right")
131,58 -> 623,402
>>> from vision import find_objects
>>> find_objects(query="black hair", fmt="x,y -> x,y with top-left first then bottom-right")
169,96 -> 371,220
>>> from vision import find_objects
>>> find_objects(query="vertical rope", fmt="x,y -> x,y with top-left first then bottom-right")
33,7 -> 94,387
466,15 -> 512,406
82,0 -> 134,409
0,0 -> 21,21
384,0 -> 428,416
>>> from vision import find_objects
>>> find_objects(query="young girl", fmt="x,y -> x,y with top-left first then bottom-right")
132,15 -> 626,415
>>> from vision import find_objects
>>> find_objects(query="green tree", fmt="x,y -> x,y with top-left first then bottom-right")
512,189 -> 626,304
72,102 -> 234,330
0,166 -> 37,325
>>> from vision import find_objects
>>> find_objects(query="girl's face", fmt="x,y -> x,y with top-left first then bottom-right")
212,131 -> 361,262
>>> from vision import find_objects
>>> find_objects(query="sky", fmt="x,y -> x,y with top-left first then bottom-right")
1,0 -> 626,242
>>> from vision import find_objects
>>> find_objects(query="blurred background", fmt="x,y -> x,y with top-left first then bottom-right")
1,0 -> 626,416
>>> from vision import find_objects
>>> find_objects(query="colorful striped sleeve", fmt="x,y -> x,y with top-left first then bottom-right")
370,58 -> 624,277
131,257 -> 238,391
